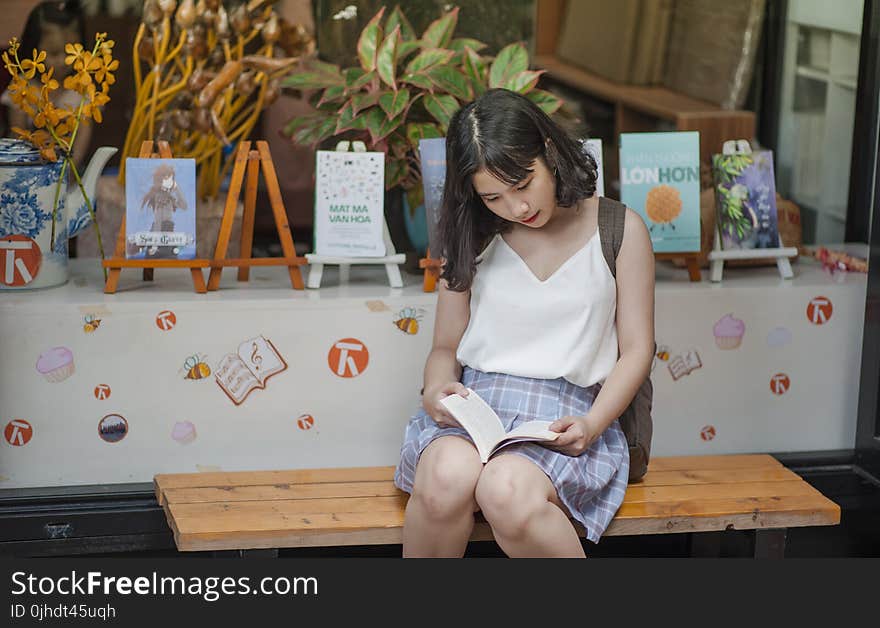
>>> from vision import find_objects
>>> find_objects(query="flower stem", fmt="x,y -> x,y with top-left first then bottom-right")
69,159 -> 107,281
49,158 -> 68,249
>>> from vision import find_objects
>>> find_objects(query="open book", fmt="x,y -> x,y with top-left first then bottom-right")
215,335 -> 287,405
439,388 -> 561,463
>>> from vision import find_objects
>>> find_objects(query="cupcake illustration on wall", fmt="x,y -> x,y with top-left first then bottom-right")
36,347 -> 75,382
714,314 -> 745,349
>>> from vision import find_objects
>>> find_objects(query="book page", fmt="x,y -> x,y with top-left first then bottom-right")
237,336 -> 287,386
214,354 -> 259,405
439,389 -> 506,463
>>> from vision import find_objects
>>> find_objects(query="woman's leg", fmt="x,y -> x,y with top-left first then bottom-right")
403,436 -> 483,557
475,454 -> 585,558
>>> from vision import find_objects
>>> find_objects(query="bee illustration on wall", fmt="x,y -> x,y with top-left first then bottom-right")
83,314 -> 102,333
393,307 -> 424,335
651,344 -> 670,373
180,354 -> 211,380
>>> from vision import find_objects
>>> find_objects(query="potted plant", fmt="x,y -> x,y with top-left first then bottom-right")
281,5 -> 562,255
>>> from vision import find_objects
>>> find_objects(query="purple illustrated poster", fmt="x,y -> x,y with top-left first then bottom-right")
125,158 -> 196,260
711,149 -> 781,250
419,138 -> 446,258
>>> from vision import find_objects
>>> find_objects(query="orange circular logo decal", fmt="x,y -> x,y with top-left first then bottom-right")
327,338 -> 369,378
297,414 -> 315,431
0,235 -> 41,286
156,310 -> 177,331
770,373 -> 791,395
5,419 -> 33,446
700,425 -> 716,441
806,296 -> 832,325
94,384 -> 111,400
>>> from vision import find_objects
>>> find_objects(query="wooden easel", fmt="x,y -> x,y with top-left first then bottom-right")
103,141 -> 210,293
419,248 -> 441,292
207,140 -> 306,290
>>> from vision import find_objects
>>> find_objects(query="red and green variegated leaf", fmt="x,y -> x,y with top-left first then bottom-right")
352,91 -> 383,114
427,66 -> 472,101
386,5 -> 417,42
376,26 -> 400,89
405,49 -> 454,75
406,122 -> 443,150
334,100 -> 357,133
283,112 -> 323,137
283,68 -> 343,90
348,69 -> 376,91
357,7 -> 385,72
286,113 -> 337,146
379,88 -> 410,119
422,6 -> 459,49
463,47 -> 487,97
503,69 -> 544,94
526,89 -> 564,115
364,106 -> 404,143
422,94 -> 458,129
488,43 -> 529,89
450,38 -> 487,53
385,155 -> 408,189
317,84 -> 347,107
400,73 -> 434,90
343,67 -> 365,83
398,40 -> 422,62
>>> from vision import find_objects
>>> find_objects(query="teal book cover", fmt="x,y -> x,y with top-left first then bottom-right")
619,132 -> 701,253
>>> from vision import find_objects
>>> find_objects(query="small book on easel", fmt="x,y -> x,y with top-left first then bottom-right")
439,389 -> 560,463
214,335 -> 287,405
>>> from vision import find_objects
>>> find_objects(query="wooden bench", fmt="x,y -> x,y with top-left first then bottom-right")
153,454 -> 840,558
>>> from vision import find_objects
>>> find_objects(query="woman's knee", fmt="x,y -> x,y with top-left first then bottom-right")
411,438 -> 481,519
474,457 -> 550,538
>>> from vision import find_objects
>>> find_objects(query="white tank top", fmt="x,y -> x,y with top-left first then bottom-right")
456,230 -> 618,388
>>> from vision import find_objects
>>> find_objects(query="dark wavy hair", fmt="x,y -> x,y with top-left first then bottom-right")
20,1 -> 85,57
438,88 -> 598,292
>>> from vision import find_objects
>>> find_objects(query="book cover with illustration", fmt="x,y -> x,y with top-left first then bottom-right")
419,137 -> 446,259
124,158 -> 196,259
314,150 -> 385,257
619,132 -> 701,253
214,335 -> 287,406
712,149 -> 781,249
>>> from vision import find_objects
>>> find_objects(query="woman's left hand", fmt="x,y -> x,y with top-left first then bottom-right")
546,415 -> 602,456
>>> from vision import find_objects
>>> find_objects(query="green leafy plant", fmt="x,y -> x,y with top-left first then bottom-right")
281,5 -> 562,211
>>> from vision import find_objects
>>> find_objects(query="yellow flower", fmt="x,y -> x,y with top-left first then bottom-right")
31,49 -> 46,72
40,67 -> 58,91
64,42 -> 83,66
63,74 -> 78,90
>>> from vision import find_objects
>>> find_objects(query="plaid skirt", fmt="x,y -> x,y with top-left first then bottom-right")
393,367 -> 630,543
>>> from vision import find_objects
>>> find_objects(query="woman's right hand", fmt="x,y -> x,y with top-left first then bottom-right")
422,382 -> 469,428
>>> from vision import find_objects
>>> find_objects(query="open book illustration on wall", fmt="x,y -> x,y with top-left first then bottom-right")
214,335 -> 287,405
439,389 -> 560,463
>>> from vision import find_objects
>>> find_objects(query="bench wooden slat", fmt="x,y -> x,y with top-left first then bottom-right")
154,466 -> 396,504
644,454 -> 782,471
154,454 -> 841,553
636,467 -> 797,487
623,479 -> 823,503
161,481 -> 400,505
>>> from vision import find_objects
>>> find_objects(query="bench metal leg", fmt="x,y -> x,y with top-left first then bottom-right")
211,549 -> 279,558
754,528 -> 787,558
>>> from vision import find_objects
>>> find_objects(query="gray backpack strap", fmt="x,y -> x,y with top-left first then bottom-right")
597,196 -> 627,278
